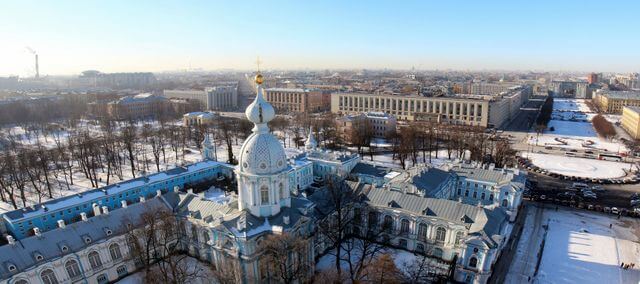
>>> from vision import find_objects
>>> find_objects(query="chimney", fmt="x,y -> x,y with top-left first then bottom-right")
57,220 -> 66,229
92,203 -> 101,216
121,200 -> 128,208
140,196 -> 146,203
156,190 -> 162,197
33,227 -> 41,237
102,206 -> 109,214
35,54 -> 39,79
80,212 -> 88,221
283,215 -> 290,225
6,235 -> 15,245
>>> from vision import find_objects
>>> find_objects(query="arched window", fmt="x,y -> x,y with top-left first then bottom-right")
502,199 -> 509,207
481,192 -> 485,200
489,194 -> 494,201
465,190 -> 469,197
88,251 -> 103,269
457,188 -> 461,195
109,243 -> 122,260
41,269 -> 58,284
398,239 -> 408,248
418,224 -> 428,241
65,259 -> 82,279
14,280 -> 28,284
472,191 -> 477,198
383,216 -> 394,232
260,185 -> 269,204
400,219 -> 410,234
469,256 -> 478,268
416,243 -> 425,253
435,227 -> 447,242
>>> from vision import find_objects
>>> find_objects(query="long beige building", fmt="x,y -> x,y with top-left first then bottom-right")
331,86 -> 529,128
594,90 -> 640,113
621,106 -> 640,139
265,88 -> 331,113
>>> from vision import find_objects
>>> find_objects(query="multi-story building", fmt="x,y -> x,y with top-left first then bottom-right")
593,90 -> 640,113
337,112 -> 397,142
621,106 -> 640,139
164,84 -> 238,111
587,73 -> 600,84
79,71 -> 156,89
468,82 -> 520,95
614,73 -> 640,89
264,88 -> 331,113
205,85 -> 238,110
332,86 -> 530,128
106,93 -> 168,119
550,80 -> 589,98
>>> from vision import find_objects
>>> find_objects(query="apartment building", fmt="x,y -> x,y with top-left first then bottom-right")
264,88 -> 331,113
337,112 -> 397,142
594,90 -> 640,113
621,106 -> 640,139
163,83 -> 238,111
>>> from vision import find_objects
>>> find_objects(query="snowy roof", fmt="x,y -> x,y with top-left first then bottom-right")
3,160 -> 231,222
387,165 -> 453,197
0,197 -> 170,279
265,88 -> 309,93
359,184 -> 507,242
448,163 -> 525,185
351,162 -> 393,178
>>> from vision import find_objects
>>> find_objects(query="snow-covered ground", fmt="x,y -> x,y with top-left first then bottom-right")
536,207 -> 640,284
506,205 -> 640,284
116,256 -> 214,284
523,152 -> 632,179
316,241 -> 422,274
528,99 -> 628,153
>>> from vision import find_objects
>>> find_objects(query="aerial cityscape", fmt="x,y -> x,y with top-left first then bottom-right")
1,1 -> 640,284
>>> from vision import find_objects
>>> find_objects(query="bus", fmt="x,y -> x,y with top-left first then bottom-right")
598,153 -> 622,162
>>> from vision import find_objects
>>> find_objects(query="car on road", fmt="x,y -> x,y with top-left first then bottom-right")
611,207 -> 620,215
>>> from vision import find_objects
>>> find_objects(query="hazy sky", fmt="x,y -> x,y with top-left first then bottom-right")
1,0 -> 639,76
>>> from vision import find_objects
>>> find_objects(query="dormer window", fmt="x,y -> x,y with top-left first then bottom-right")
7,263 -> 16,272
61,245 -> 69,252
34,254 -> 44,261
104,227 -> 113,236
84,236 -> 92,244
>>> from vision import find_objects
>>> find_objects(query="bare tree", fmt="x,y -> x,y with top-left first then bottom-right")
258,233 -> 311,284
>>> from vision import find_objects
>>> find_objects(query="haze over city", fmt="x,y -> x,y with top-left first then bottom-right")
2,0 -> 640,76
2,1 -> 640,284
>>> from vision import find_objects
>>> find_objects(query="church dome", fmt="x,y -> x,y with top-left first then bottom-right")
237,72 -> 287,175
238,132 -> 288,174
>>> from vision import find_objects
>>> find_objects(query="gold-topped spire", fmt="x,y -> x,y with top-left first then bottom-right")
254,56 -> 264,85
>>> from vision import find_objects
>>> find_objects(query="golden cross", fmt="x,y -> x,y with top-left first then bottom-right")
255,56 -> 262,72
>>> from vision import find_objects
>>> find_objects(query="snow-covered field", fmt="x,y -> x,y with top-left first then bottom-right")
536,208 -> 640,284
528,99 -> 628,153
506,205 -> 640,284
523,152 -> 631,179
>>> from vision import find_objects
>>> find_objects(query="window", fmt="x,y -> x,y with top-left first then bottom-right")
260,185 -> 269,204
399,239 -> 408,249
191,226 -> 198,241
109,243 -> 122,260
202,231 -> 210,244
469,257 -> 478,268
14,280 -> 28,284
502,199 -> 509,207
96,274 -> 108,284
433,248 -> 443,258
481,193 -> 485,200
457,188 -> 461,195
117,265 -> 128,277
455,231 -> 464,245
418,224 -> 428,241
435,227 -> 447,242
279,183 -> 284,199
472,191 -> 477,198
88,251 -> 103,269
65,260 -> 82,279
41,269 -> 58,284
400,219 -> 410,234
368,212 -> 378,228
465,190 -> 469,197
416,243 -> 425,253
489,194 -> 494,201
383,216 -> 394,232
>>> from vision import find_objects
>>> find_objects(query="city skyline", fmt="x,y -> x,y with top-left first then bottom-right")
1,0 -> 640,76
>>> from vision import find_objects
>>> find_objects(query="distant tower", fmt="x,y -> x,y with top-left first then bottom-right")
35,54 -> 39,79
202,134 -> 216,161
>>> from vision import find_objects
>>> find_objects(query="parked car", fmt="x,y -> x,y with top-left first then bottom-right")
611,207 -> 620,215
604,207 -> 611,213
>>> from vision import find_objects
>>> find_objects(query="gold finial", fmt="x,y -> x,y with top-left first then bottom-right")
255,56 -> 264,85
